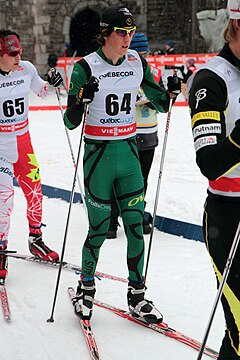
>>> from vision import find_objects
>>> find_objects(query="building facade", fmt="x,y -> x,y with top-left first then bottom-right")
0,0 -> 227,74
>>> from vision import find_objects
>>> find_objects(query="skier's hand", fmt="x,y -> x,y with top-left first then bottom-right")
47,68 -> 63,87
167,75 -> 182,98
76,76 -> 99,104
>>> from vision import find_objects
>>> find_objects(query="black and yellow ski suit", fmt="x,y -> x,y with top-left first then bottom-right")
188,43 -> 240,360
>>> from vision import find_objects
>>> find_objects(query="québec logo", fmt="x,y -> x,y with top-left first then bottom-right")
0,167 -> 13,177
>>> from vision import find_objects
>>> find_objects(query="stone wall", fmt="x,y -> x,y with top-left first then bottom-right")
146,0 -> 228,54
0,0 -> 228,74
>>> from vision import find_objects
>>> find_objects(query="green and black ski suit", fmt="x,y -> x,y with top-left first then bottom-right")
64,47 -> 170,282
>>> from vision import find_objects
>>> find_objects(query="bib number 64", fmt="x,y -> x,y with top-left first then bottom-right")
106,93 -> 131,116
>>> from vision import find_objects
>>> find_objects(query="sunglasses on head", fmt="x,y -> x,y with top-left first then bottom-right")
113,26 -> 136,37
8,49 -> 22,57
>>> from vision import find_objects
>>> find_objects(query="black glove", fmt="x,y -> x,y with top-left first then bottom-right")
47,68 -> 63,87
167,75 -> 182,95
76,76 -> 99,104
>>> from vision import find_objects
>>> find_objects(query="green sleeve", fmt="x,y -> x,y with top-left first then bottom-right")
64,60 -> 91,129
68,62 -> 89,95
141,59 -> 170,113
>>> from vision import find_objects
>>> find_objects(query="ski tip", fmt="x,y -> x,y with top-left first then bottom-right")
93,351 -> 100,360
157,321 -> 169,329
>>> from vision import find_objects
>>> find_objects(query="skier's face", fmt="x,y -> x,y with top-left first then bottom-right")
106,27 -> 136,57
0,51 -> 21,72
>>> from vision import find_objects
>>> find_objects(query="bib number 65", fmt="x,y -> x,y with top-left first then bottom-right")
3,97 -> 25,117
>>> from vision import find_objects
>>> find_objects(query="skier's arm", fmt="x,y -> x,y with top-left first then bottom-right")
189,69 -> 240,181
63,59 -> 91,130
181,69 -> 192,84
26,61 -> 50,97
26,61 -> 62,97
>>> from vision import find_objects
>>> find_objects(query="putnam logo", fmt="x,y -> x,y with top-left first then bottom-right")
193,123 -> 221,139
26,154 -> 40,182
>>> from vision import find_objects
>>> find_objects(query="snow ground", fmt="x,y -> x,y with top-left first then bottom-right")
1,92 -> 224,360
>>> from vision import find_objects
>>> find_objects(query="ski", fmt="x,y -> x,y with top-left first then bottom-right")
94,299 -> 219,359
8,253 -> 127,283
68,287 -> 100,360
0,280 -> 11,321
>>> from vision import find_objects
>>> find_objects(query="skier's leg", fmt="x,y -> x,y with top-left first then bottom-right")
81,141 -> 115,277
115,138 -> 163,323
138,149 -> 155,234
13,132 -> 59,261
106,189 -> 120,239
138,149 -> 155,193
0,157 -> 14,279
204,198 -> 240,360
74,140 -> 115,319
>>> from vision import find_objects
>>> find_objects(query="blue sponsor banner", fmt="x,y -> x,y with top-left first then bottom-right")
14,178 -> 204,242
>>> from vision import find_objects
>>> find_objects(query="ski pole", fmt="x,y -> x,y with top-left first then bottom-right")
47,75 -> 98,322
144,72 -> 179,282
53,80 -> 87,216
47,103 -> 88,323
144,97 -> 174,282
196,220 -> 240,360
65,50 -> 77,91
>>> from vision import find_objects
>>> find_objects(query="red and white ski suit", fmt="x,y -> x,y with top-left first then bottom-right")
0,60 -> 52,244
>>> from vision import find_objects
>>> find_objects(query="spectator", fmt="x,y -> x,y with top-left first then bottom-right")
159,40 -> 175,55
180,58 -> 197,100
47,53 -> 58,68
180,58 -> 197,83
64,43 -> 75,57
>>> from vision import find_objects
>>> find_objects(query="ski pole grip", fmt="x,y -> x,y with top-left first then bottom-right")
172,70 -> 181,94
47,67 -> 56,79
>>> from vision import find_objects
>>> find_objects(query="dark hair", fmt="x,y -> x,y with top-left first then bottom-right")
48,53 -> 58,68
96,26 -> 113,45
0,29 -> 20,40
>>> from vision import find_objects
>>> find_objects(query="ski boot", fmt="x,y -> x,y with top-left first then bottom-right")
28,232 -> 59,262
127,281 -> 163,324
72,278 -> 96,320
